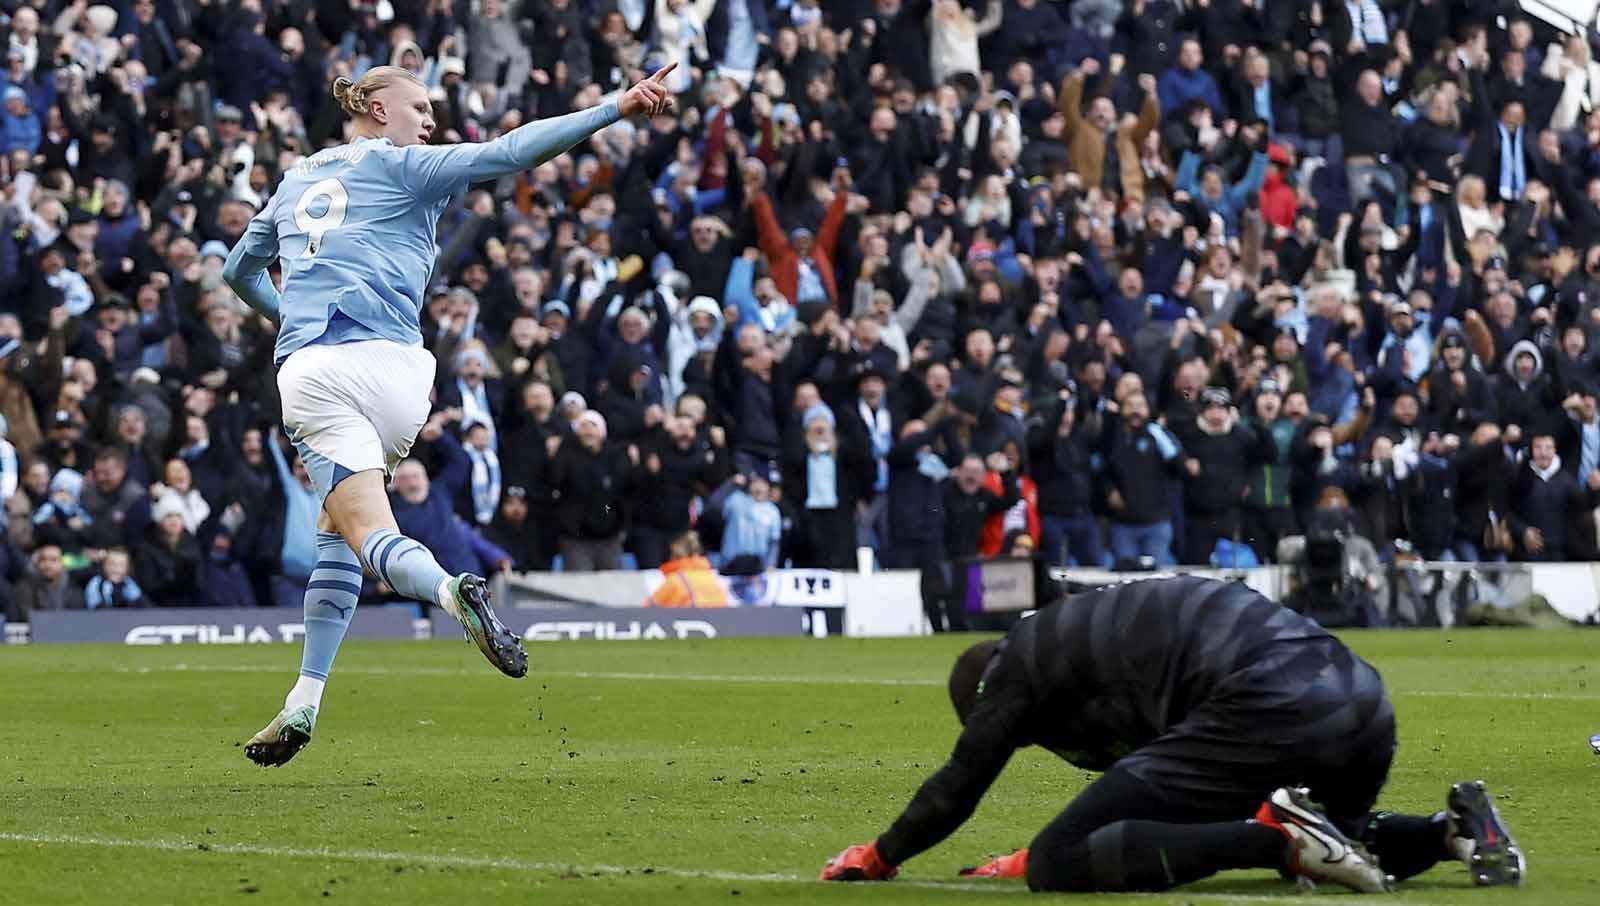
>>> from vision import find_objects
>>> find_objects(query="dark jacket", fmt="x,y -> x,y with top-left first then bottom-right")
1423,364 -> 1497,437
1402,450 -> 1459,559
885,420 -> 964,546
546,439 -> 634,540
1402,116 -> 1465,185
1171,414 -> 1276,516
481,515 -> 544,572
8,573 -> 86,619
1464,69 -> 1533,204
1508,457 -> 1597,561
203,550 -> 259,607
942,473 -> 1020,560
134,530 -> 207,604
1495,340 -> 1557,434
592,349 -> 652,444
1027,405 -> 1097,517
1338,95 -> 1399,160
79,478 -> 151,551
1101,418 -> 1184,526
1289,69 -> 1339,138
1453,436 -> 1511,548
636,436 -> 726,532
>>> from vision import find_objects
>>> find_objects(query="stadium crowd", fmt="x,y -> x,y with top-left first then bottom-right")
5,0 -> 1600,616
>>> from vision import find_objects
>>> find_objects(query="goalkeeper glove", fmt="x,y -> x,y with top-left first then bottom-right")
958,848 -> 1029,879
820,841 -> 898,881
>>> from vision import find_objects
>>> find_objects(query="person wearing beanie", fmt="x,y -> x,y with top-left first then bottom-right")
782,402 -> 873,569
133,489 -> 206,604
545,409 -> 635,570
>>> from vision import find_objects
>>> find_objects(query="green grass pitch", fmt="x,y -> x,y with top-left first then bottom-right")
2,630 -> 1596,904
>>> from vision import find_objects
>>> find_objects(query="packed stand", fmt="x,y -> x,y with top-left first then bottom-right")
3,0 -> 1599,619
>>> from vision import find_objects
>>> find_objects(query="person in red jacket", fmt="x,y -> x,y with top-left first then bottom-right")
748,166 -> 855,308
1260,142 -> 1297,231
978,441 -> 1039,558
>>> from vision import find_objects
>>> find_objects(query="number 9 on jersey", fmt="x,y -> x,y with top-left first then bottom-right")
295,178 -> 349,257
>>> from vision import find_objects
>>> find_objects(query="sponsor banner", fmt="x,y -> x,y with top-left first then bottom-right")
962,557 -> 1037,613
498,568 -> 849,610
28,606 -> 421,645
432,606 -> 804,640
718,568 -> 848,608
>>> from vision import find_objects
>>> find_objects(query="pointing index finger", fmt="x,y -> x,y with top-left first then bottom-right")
648,62 -> 678,83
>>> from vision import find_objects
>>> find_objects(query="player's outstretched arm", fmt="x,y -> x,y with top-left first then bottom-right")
403,64 -> 679,200
222,207 -> 283,326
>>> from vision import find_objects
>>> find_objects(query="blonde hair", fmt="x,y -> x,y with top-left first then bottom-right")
331,65 -> 422,118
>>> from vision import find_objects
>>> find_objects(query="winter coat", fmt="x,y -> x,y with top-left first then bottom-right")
886,421 -> 962,546
80,478 -> 150,551
1172,413 -> 1276,516
1101,419 -> 1185,526
134,530 -> 207,605
10,573 -> 85,619
0,109 -> 40,154
635,437 -> 724,533
1259,167 -> 1296,230
979,471 -> 1038,557
546,441 -> 634,540
1028,407 -> 1097,517
1158,65 -> 1224,116
1496,340 -> 1558,433
943,473 -> 1018,559
1060,72 -> 1160,202
1508,454 -> 1597,560
1422,364 -> 1497,437
593,350 -> 653,444
666,296 -> 726,404
203,552 -> 258,607
481,515 -> 544,573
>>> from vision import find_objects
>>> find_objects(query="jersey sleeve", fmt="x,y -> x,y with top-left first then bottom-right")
236,195 -> 281,260
221,196 -> 284,325
399,101 -> 621,201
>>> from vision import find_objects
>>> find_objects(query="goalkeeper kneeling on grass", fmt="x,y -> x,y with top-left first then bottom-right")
821,575 -> 1524,894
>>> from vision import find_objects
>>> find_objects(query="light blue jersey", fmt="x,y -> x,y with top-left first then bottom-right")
225,101 -> 620,364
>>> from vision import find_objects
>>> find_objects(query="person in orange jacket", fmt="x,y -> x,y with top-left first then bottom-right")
646,531 -> 731,608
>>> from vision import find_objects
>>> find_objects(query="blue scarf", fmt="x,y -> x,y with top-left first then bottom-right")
456,377 -> 497,447
806,451 -> 838,510
916,449 -> 951,482
796,259 -> 827,304
465,443 -> 501,525
1498,122 -> 1525,200
859,399 -> 891,492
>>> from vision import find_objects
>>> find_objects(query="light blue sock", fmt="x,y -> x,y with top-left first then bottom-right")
360,527 -> 452,605
299,532 -> 363,682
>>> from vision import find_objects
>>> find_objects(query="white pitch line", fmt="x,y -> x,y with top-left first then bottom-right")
106,663 -> 1600,700
0,830 -> 1441,904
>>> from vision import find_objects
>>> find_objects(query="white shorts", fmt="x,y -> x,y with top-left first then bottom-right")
278,339 -> 435,502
